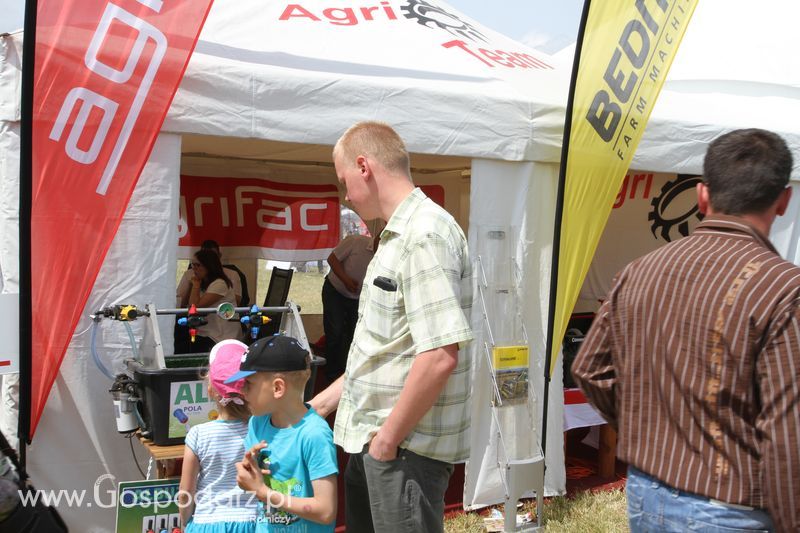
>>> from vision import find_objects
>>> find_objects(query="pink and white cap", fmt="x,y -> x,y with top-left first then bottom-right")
209,339 -> 248,401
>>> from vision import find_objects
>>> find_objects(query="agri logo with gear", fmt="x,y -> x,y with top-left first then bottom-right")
278,1 -> 552,70
401,0 -> 487,42
648,174 -> 704,242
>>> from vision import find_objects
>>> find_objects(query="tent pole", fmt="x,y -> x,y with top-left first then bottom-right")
18,0 -> 38,467
540,0 -> 592,480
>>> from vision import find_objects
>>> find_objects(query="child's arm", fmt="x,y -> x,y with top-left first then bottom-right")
236,441 -> 271,493
236,445 -> 337,525
255,476 -> 337,525
178,446 -> 200,528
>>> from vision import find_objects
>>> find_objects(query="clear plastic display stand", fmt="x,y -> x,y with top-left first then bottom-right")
476,226 -> 544,532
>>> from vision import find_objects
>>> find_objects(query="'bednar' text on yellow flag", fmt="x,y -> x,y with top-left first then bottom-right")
551,0 -> 698,374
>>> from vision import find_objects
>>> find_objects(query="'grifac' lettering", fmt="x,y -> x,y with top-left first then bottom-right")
279,2 -> 398,26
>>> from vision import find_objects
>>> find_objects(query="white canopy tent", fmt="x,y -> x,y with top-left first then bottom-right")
2,0 -> 800,530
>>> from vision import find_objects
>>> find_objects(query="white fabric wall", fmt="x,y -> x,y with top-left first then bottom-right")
22,133 -> 180,532
0,120 -> 20,446
464,159 -> 565,508
769,182 -> 800,265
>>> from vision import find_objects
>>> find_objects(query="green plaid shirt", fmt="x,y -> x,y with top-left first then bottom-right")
334,188 -> 474,463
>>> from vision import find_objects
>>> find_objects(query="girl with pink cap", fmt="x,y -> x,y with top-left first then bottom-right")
178,340 -> 257,532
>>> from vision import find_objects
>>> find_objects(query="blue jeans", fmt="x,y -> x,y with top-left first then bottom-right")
627,466 -> 774,532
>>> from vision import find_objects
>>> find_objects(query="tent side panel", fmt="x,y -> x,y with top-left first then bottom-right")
26,133 -> 181,532
464,159 -> 566,508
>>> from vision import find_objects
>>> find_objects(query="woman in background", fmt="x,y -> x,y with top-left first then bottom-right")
186,249 -> 242,352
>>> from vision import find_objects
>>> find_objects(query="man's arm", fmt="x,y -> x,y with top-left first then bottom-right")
369,343 -> 458,461
368,233 -> 472,460
756,301 -> 800,532
309,374 -> 344,418
327,252 -> 358,294
571,300 -> 618,429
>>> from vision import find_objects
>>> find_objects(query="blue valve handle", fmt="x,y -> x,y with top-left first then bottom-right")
240,304 -> 270,339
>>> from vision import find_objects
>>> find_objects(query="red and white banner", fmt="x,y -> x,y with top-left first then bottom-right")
578,173 -> 703,308
31,0 -> 214,435
178,175 -> 341,261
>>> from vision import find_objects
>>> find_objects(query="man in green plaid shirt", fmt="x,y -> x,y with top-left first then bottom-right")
311,121 -> 473,532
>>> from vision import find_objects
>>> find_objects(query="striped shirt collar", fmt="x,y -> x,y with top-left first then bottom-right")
693,214 -> 777,254
383,187 -> 426,237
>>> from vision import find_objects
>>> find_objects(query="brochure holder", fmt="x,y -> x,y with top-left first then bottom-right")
476,226 -> 544,531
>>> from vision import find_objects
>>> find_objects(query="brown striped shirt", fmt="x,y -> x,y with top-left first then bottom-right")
573,215 -> 800,532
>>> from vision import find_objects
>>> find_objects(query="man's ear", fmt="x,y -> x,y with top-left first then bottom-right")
776,186 -> 792,216
696,182 -> 711,215
356,155 -> 372,180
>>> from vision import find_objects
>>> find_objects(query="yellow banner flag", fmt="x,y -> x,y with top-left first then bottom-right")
550,0 -> 698,374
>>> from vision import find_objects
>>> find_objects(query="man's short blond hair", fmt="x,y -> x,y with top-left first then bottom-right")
333,121 -> 411,177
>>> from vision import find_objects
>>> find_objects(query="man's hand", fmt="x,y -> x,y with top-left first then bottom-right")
368,431 -> 398,462
343,275 -> 359,294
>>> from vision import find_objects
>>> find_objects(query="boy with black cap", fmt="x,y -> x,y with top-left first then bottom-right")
226,335 -> 338,531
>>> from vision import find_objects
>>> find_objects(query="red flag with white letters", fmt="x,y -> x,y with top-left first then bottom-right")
30,0 -> 213,435
179,175 -> 341,261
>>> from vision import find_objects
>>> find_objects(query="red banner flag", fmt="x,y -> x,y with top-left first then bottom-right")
30,0 -> 214,435
179,175 -> 341,261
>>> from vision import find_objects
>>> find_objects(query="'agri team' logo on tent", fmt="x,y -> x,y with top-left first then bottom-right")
277,2 -> 552,70
648,174 -> 704,242
401,0 -> 487,42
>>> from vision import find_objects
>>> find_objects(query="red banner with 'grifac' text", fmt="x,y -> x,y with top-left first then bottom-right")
30,0 -> 214,435
179,175 -> 341,261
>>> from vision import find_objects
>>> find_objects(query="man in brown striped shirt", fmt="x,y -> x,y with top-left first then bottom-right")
573,129 -> 799,532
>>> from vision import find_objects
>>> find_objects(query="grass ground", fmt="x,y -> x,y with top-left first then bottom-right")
256,265 -> 326,315
444,489 -> 628,532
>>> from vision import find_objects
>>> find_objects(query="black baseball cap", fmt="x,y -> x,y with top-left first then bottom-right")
225,335 -> 309,383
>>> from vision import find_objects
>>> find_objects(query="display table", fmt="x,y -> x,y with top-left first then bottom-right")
136,433 -> 184,479
563,388 -> 618,478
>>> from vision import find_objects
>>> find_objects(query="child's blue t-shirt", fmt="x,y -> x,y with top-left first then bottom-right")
245,406 -> 338,532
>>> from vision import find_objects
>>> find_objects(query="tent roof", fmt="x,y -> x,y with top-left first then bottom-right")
4,0 -> 800,172
630,0 -> 800,177
163,0 -> 567,163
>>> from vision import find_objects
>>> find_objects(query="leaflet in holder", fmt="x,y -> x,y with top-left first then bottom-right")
492,345 -> 529,405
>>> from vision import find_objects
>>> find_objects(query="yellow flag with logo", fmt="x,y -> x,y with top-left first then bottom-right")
550,0 -> 698,375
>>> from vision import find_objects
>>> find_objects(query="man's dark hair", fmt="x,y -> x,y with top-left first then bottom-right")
703,128 -> 793,215
200,239 -> 220,253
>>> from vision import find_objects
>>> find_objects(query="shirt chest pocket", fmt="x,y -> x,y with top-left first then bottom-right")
363,283 -> 405,341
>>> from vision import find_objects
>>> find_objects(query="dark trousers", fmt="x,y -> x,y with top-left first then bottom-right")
321,278 -> 359,379
345,447 -> 454,533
